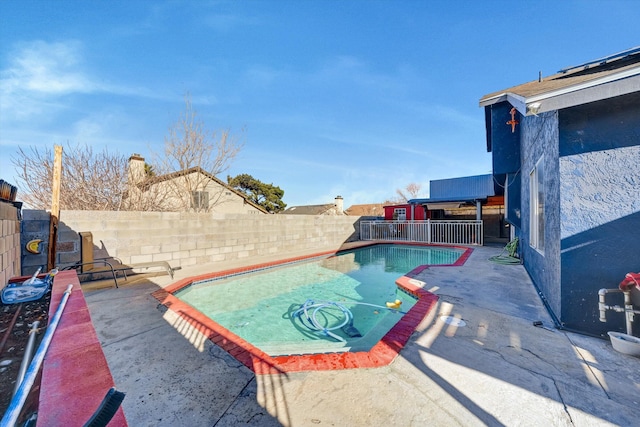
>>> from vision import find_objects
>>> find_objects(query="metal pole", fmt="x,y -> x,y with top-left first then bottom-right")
12,321 -> 40,396
1,284 -> 73,427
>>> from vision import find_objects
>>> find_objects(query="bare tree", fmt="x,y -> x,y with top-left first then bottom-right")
12,96 -> 243,213
392,182 -> 423,203
12,144 -> 128,210
12,144 -> 167,211
148,94 -> 244,212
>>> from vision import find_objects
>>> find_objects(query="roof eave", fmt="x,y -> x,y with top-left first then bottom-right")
479,67 -> 640,116
525,71 -> 640,116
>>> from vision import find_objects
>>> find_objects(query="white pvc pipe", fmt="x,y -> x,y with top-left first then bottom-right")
1,284 -> 73,427
12,320 -> 40,397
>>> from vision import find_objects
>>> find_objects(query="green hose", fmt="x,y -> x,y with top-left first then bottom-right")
489,238 -> 522,265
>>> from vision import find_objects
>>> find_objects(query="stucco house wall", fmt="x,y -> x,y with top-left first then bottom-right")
149,171 -> 265,214
519,111 -> 562,321
481,49 -> 640,337
127,155 -> 266,214
558,92 -> 640,335
490,97 -> 639,336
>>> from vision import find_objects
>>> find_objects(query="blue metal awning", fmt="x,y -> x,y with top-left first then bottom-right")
408,174 -> 499,207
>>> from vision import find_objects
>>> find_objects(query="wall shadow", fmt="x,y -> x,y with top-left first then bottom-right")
560,211 -> 640,336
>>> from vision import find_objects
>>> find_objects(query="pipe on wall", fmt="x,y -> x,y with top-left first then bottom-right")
598,288 -> 637,334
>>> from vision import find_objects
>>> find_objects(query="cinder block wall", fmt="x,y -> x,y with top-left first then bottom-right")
55,211 -> 362,270
0,201 -> 21,287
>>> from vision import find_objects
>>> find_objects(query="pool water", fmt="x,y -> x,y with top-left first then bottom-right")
175,244 -> 464,356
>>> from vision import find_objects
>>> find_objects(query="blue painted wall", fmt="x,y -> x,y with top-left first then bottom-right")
504,171 -> 521,228
519,111 -> 562,323
488,92 -> 640,336
487,102 -> 522,228
486,103 -> 521,175
20,209 -> 51,276
558,92 -> 640,336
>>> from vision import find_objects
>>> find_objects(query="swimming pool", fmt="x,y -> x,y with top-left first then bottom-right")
153,243 -> 472,373
175,244 -> 464,356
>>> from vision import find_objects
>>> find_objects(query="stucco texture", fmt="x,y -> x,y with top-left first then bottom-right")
560,145 -> 640,239
557,92 -> 640,335
520,111 -> 562,320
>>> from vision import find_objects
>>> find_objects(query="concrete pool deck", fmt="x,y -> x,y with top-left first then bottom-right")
84,244 -> 640,426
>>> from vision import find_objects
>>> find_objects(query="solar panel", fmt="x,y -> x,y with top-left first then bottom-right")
558,46 -> 640,74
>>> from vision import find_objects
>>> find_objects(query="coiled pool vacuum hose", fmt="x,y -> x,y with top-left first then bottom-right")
293,299 -> 407,342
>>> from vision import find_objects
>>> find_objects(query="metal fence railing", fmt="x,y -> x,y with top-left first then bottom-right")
360,220 -> 483,246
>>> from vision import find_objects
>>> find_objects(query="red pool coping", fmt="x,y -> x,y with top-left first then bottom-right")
9,270 -> 129,426
152,244 -> 473,374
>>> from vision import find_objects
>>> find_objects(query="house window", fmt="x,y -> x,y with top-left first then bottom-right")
191,191 -> 209,210
529,156 -> 545,253
394,208 -> 406,221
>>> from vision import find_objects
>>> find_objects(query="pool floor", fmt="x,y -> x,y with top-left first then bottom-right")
152,244 -> 472,373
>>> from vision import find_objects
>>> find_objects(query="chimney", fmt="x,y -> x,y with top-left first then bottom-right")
128,153 -> 146,184
335,195 -> 344,214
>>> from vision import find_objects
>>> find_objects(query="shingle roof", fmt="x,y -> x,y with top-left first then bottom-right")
479,47 -> 640,115
281,203 -> 336,215
344,203 -> 385,216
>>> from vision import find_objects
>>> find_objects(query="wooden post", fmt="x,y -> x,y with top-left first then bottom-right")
48,145 -> 63,271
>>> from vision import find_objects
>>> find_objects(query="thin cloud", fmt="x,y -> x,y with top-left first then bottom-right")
1,40 -> 95,95
239,54 -> 418,98
402,101 -> 484,130
311,55 -> 407,92
0,40 -> 99,121
0,40 -> 173,121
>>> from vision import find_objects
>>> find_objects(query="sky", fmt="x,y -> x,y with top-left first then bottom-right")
1,1 -> 639,209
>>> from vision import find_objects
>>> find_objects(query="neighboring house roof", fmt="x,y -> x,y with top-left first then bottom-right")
281,203 -> 337,215
344,204 -> 384,217
479,46 -> 640,116
281,196 -> 345,216
143,166 -> 269,214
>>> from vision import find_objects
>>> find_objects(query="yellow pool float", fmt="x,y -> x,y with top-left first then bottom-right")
385,299 -> 402,310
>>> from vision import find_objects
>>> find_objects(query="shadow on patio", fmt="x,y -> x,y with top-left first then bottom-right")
83,245 -> 639,426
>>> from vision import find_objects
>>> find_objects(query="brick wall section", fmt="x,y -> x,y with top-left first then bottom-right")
54,211 -> 362,269
0,201 -> 21,288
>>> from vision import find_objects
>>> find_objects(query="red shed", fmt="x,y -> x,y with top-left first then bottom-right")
383,204 -> 429,221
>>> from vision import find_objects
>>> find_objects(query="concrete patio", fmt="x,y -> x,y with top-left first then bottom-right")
84,244 -> 639,426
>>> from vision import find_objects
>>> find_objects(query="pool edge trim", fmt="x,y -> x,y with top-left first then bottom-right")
153,243 -> 472,374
